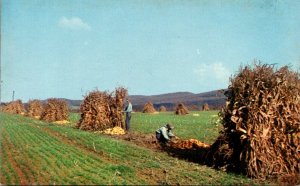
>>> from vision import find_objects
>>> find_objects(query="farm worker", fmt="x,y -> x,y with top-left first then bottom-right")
124,98 -> 132,131
156,124 -> 175,144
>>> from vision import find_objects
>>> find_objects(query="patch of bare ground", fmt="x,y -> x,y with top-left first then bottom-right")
107,131 -> 209,164
109,131 -> 162,150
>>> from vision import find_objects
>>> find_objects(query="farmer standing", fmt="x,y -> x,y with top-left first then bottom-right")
124,98 -> 132,131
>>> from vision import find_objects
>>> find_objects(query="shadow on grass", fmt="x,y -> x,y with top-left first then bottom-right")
162,144 -> 210,165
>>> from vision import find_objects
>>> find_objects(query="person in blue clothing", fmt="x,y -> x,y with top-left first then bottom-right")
156,124 -> 175,144
123,98 -> 132,131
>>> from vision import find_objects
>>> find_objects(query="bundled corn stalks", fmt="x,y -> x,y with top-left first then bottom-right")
159,105 -> 167,112
143,102 -> 156,113
208,64 -> 300,180
27,99 -> 44,119
77,91 -> 111,130
40,98 -> 69,122
109,87 -> 128,129
2,100 -> 25,115
175,103 -> 189,115
77,87 -> 128,131
202,103 -> 210,111
190,105 -> 199,111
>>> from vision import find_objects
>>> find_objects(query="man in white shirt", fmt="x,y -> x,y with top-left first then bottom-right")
124,99 -> 132,131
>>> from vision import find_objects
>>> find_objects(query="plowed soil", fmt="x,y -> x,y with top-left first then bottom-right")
108,132 -> 210,164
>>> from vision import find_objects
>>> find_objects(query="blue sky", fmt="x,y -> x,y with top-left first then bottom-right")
1,0 -> 300,102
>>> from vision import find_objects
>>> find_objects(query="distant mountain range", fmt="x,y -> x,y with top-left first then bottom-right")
130,90 -> 226,111
61,89 -> 227,111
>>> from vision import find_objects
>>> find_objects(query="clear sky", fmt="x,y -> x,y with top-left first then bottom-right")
1,0 -> 300,102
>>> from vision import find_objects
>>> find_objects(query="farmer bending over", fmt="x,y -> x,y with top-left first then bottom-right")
156,124 -> 175,144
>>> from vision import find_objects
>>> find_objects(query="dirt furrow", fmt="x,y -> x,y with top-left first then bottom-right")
28,124 -> 119,164
2,132 -> 28,185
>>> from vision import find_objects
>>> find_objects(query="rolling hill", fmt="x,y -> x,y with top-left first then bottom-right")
61,89 -> 227,111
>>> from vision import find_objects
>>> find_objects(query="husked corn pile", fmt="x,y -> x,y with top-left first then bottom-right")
40,98 -> 69,122
27,99 -> 44,118
2,100 -> 25,114
77,87 -> 128,131
143,102 -> 156,113
102,127 -> 125,135
175,103 -> 189,115
170,139 -> 211,149
53,120 -> 69,124
208,64 -> 300,180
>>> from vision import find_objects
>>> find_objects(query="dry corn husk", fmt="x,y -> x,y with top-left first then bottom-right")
76,87 -> 127,131
207,63 -> 300,180
2,100 -> 25,114
27,99 -> 44,118
159,106 -> 167,112
202,103 -> 210,111
40,98 -> 69,122
175,103 -> 189,115
143,102 -> 156,113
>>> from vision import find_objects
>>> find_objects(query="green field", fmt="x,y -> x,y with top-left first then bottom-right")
0,111 -> 258,185
69,111 -> 221,143
130,111 -> 221,143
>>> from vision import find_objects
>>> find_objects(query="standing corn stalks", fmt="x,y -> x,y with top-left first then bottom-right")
202,103 -> 209,111
77,87 -> 128,131
143,102 -> 156,113
27,99 -> 44,119
159,105 -> 167,112
175,103 -> 189,115
40,98 -> 69,122
2,100 -> 25,115
208,64 -> 300,181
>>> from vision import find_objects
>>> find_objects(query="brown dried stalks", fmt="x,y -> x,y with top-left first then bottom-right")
109,87 -> 128,129
175,103 -> 189,115
27,99 -> 44,118
143,102 -> 156,113
208,64 -> 300,181
77,87 -> 128,131
159,106 -> 167,112
2,100 -> 25,114
202,103 -> 209,111
190,105 -> 199,111
40,98 -> 69,122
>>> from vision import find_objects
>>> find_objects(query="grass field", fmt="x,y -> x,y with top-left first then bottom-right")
131,111 -> 221,143
69,111 -> 221,143
0,111 -> 258,185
